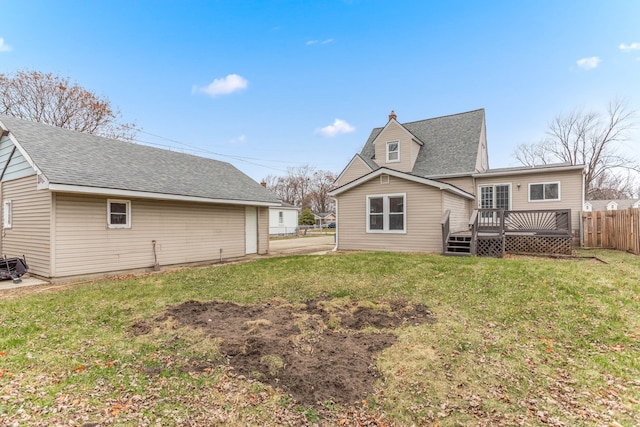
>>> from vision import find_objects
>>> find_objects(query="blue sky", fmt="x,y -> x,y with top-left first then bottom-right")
1,0 -> 639,181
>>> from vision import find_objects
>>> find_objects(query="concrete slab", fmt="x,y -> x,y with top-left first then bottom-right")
269,235 -> 335,256
0,275 -> 49,291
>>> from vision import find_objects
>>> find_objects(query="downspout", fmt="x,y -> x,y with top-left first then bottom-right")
332,198 -> 338,251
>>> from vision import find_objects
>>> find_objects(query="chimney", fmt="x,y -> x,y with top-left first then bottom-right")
260,179 -> 267,188
388,110 -> 397,121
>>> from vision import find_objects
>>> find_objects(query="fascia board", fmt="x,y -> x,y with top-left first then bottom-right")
329,168 -> 474,200
46,183 -> 280,207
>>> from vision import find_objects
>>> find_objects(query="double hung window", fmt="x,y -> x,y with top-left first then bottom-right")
367,194 -> 405,233
386,141 -> 399,163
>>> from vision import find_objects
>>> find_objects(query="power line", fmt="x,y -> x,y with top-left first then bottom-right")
127,127 -> 295,173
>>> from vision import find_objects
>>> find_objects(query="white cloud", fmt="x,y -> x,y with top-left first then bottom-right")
316,119 -> 355,137
619,42 -> 640,52
0,38 -> 12,52
193,74 -> 248,97
229,134 -> 246,144
576,56 -> 601,70
306,38 -> 334,46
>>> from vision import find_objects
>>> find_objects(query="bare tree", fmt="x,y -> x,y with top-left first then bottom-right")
588,170 -> 638,200
309,169 -> 336,213
0,69 -> 138,141
264,165 -> 336,212
513,98 -> 638,198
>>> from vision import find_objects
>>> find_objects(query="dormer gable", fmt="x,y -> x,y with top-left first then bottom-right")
607,201 -> 618,210
371,111 -> 424,173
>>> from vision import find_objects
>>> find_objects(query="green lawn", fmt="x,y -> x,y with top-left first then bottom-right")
1,250 -> 639,426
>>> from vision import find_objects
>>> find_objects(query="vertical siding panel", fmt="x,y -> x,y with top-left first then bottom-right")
54,194 -> 253,277
1,175 -> 51,276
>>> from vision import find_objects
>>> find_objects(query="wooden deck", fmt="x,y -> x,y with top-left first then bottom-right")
442,209 -> 573,257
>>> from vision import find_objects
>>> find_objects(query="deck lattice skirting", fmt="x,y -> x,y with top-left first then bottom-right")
504,234 -> 573,255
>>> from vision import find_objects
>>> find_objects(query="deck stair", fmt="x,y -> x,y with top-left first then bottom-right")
445,233 -> 472,255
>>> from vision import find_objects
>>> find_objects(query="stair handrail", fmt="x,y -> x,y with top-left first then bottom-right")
469,209 -> 479,255
440,209 -> 451,254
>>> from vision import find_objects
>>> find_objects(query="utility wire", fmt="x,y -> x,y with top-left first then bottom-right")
129,127 -> 294,172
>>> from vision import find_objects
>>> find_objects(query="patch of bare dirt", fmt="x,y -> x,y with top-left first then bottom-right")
143,297 -> 433,408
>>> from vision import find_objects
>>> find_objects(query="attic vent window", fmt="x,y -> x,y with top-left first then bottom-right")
386,141 -> 399,163
380,174 -> 390,184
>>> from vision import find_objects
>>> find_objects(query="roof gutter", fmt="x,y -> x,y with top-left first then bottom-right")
46,183 -> 280,207
472,164 -> 585,178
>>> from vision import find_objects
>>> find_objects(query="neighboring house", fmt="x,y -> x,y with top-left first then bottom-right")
584,199 -> 640,212
314,212 -> 336,227
0,115 -> 280,280
329,109 -> 585,253
269,201 -> 299,235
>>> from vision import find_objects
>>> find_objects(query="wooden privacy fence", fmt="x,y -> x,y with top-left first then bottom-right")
582,208 -> 640,254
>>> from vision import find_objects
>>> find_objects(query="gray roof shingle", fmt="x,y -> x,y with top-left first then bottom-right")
0,115 -> 279,204
359,109 -> 485,177
586,199 -> 640,210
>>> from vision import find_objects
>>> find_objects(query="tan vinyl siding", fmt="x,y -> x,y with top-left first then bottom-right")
439,176 -> 475,195
335,158 -> 373,187
1,175 -> 51,276
374,121 -> 420,173
443,192 -> 470,232
475,169 -> 583,234
335,176 -> 446,253
258,207 -> 269,254
53,194 -> 249,277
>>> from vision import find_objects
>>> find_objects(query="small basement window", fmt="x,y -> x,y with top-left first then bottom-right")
108,199 -> 131,228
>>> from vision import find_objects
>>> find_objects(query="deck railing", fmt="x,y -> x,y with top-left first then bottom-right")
440,210 -> 451,254
467,209 -> 573,256
472,209 -> 571,235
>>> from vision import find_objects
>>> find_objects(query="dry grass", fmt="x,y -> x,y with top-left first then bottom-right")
1,249 -> 639,426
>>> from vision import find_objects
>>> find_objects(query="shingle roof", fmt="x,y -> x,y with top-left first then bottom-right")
0,115 -> 279,204
359,109 -> 485,177
586,199 -> 640,211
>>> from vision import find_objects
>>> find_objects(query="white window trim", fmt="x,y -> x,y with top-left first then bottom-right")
386,141 -> 400,163
3,200 -> 12,229
477,183 -> 512,210
366,193 -> 406,234
278,211 -> 284,225
528,181 -> 561,202
107,199 -> 131,229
